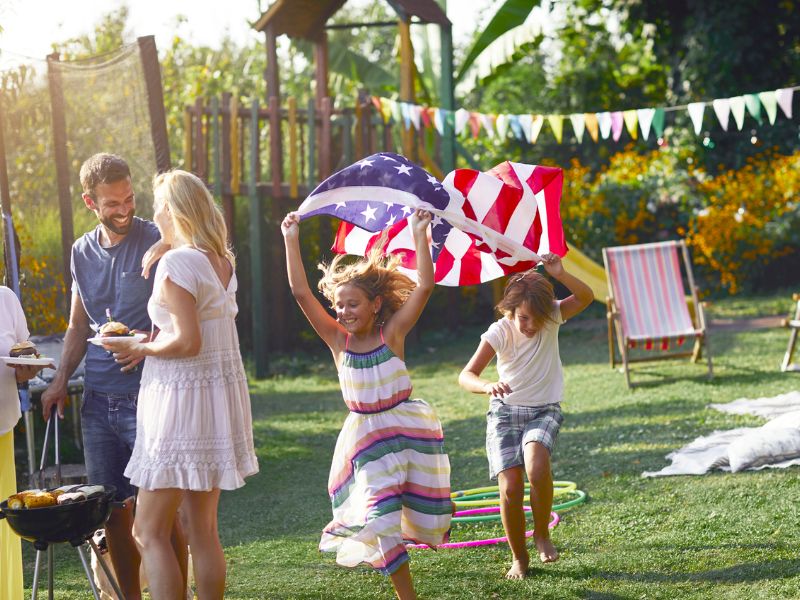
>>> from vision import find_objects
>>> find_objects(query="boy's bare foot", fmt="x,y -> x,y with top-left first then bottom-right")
506,558 -> 529,579
535,536 -> 559,563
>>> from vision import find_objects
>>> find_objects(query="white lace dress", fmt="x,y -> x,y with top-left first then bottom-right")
124,247 -> 259,491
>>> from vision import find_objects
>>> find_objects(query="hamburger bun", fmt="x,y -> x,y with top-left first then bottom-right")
99,321 -> 130,337
9,340 -> 39,358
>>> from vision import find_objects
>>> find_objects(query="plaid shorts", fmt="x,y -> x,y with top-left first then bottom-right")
485,400 -> 563,480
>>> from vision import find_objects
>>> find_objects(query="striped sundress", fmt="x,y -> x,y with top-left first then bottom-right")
319,332 -> 452,575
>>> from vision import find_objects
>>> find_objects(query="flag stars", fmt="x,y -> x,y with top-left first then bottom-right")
385,214 -> 397,226
335,202 -> 346,210
426,174 -> 439,185
395,164 -> 413,176
401,206 -> 413,215
357,158 -> 374,169
432,215 -> 443,228
361,204 -> 378,222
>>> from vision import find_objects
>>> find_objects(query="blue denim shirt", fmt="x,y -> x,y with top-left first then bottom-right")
71,217 -> 160,393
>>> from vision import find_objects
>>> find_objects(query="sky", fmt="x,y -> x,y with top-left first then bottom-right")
0,0 -> 497,69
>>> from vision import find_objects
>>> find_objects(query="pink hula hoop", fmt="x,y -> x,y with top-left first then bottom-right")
408,511 -> 560,550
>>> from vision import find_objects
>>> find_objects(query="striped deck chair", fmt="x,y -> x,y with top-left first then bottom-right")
603,240 -> 713,388
781,293 -> 800,372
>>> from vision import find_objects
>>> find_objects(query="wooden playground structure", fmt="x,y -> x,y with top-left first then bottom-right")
183,0 -> 458,376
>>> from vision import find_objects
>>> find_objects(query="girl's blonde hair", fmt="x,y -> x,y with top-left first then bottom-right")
318,244 -> 415,324
496,268 -> 556,326
153,170 -> 235,267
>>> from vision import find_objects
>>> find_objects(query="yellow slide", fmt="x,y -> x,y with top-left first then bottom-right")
562,244 -> 608,303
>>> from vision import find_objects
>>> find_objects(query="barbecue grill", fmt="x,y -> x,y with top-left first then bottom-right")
0,408 -> 125,599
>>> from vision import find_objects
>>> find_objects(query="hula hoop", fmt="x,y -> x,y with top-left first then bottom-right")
451,491 -> 586,523
451,481 -> 576,499
409,511 -> 560,549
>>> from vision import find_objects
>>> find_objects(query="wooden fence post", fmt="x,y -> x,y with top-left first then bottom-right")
249,99 -> 268,376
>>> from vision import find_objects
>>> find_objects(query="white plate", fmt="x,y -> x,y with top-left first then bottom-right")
1,356 -> 55,367
87,333 -> 147,346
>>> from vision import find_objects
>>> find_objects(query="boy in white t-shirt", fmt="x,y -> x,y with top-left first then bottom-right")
459,253 -> 593,579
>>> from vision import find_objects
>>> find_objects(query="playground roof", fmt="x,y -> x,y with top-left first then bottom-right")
253,0 -> 450,40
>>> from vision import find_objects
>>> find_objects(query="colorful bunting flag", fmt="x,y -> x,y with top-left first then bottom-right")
585,113 -> 599,142
611,111 -> 624,142
637,108 -> 655,140
623,110 -> 638,140
712,98 -> 731,131
530,115 -> 544,144
547,115 -> 564,143
729,96 -> 746,130
744,94 -> 763,124
598,111 -> 612,140
687,102 -> 706,135
776,88 -> 794,119
570,113 -> 585,143
758,91 -> 778,125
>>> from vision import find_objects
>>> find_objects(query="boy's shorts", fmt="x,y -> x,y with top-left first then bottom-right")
485,400 -> 563,480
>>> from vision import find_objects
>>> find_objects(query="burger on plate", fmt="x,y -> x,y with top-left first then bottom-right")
9,340 -> 39,358
99,321 -> 131,337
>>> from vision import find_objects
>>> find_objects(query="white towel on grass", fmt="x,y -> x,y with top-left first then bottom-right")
642,390 -> 800,477
709,390 -> 800,419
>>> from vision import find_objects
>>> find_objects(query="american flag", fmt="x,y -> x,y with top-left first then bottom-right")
296,152 -> 566,286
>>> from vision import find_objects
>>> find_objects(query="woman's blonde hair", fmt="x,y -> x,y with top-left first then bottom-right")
318,244 -> 415,324
496,268 -> 556,326
153,170 -> 235,267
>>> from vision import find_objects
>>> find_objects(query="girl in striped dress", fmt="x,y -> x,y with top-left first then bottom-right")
282,208 -> 451,600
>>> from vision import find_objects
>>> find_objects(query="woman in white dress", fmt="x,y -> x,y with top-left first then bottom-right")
102,170 -> 258,600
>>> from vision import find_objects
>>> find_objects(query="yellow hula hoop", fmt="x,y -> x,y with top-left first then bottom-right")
451,481 -> 576,504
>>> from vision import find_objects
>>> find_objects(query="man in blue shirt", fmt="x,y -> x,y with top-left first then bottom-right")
42,153 -> 185,600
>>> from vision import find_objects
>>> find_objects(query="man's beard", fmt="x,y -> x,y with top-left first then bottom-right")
100,211 -> 135,235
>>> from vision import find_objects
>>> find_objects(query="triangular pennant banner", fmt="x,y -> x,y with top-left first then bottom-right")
597,111 -> 612,139
729,96 -> 746,130
687,102 -> 705,135
623,110 -> 638,140
652,108 -> 665,138
530,115 -> 544,144
776,88 -> 794,119
547,114 -> 564,143
712,98 -> 731,131
584,113 -> 599,142
480,113 -> 496,139
758,91 -> 778,125
508,115 -> 524,140
409,105 -> 421,130
611,111 -> 624,141
468,112 -> 481,138
454,108 -> 470,135
400,102 -> 412,130
420,106 -> 433,128
389,99 -> 402,125
518,114 -> 533,142
434,108 -> 445,135
637,108 -> 655,140
744,94 -> 763,124
379,97 -> 392,124
495,114 -> 510,139
569,113 -> 585,143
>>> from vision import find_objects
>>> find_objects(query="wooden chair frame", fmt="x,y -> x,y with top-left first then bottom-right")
603,240 -> 713,388
781,293 -> 800,372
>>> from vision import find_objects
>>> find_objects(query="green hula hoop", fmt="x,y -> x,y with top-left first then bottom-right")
451,490 -> 587,524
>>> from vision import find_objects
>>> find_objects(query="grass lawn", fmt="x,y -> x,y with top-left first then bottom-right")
19,294 -> 800,599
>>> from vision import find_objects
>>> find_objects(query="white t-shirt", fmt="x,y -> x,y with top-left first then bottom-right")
0,286 -> 29,435
480,302 -> 564,407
